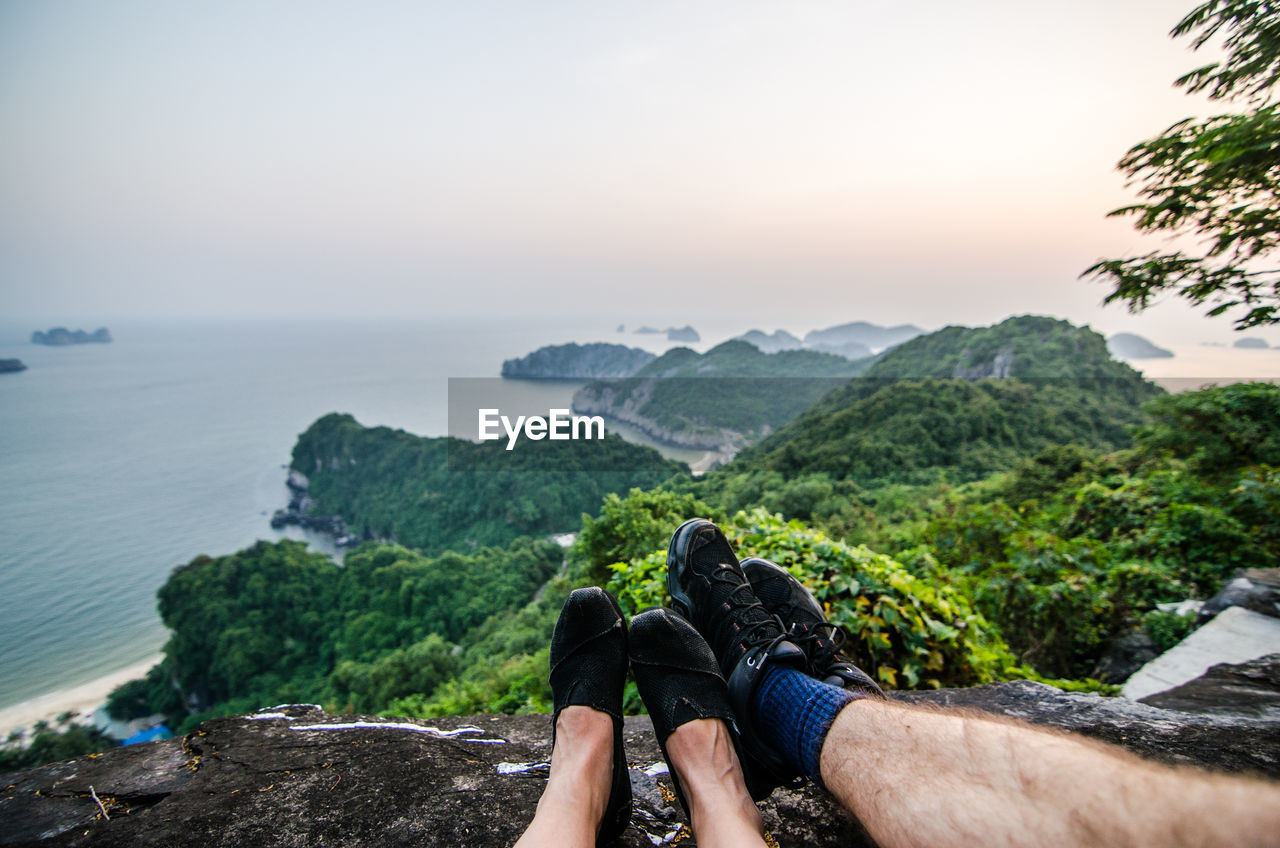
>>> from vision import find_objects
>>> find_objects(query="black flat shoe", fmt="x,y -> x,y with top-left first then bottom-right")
629,606 -> 778,812
549,587 -> 632,846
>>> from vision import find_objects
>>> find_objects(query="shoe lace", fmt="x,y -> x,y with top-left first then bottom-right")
707,568 -> 788,655
786,619 -> 850,672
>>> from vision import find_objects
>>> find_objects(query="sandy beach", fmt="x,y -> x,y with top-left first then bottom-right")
0,654 -> 163,740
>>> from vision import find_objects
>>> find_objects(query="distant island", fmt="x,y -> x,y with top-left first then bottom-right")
1108,332 -> 1174,359
501,342 -> 656,379
0,359 -> 27,374
632,325 -> 701,342
1234,337 -> 1270,349
31,327 -> 112,345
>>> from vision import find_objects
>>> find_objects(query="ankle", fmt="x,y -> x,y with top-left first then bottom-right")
666,719 -> 763,834
544,707 -> 614,827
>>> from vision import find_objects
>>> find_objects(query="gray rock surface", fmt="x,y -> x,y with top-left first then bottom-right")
4,681 -> 1278,847
0,359 -> 27,374
1140,654 -> 1280,720
1199,569 -> 1280,623
1122,606 -> 1280,700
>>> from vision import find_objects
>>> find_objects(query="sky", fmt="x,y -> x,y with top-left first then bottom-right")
2,0 -> 1275,345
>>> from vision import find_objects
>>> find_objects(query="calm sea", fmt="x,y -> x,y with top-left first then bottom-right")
0,319 -> 707,710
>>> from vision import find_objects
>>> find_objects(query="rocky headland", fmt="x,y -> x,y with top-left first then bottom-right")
0,359 -> 27,374
501,343 -> 656,379
268,469 -> 362,547
30,328 -> 112,346
3,660 -> 1278,848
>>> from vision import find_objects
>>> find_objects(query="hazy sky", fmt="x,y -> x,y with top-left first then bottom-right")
2,0 -> 1273,343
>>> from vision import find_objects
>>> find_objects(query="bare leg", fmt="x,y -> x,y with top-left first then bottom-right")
514,706 -> 614,848
665,718 -> 768,848
820,698 -> 1280,848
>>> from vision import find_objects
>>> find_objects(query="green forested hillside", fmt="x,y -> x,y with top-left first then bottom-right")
110,537 -> 562,731
292,413 -> 686,553
721,316 -> 1162,489
571,340 -> 870,444
863,315 -> 1153,382
722,377 -> 1153,488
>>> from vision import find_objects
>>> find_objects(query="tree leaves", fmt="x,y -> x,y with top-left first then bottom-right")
1086,1 -> 1280,328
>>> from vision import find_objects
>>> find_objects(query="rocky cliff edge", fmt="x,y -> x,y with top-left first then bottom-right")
3,675 -> 1278,848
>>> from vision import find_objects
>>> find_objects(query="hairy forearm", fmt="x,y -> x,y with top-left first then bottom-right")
820,698 -> 1280,848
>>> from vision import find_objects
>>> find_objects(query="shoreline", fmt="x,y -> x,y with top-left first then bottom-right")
0,654 -> 163,740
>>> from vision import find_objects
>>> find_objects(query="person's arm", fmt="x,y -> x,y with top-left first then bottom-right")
821,698 -> 1280,848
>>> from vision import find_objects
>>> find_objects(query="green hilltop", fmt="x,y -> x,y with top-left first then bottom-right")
727,316 -> 1163,488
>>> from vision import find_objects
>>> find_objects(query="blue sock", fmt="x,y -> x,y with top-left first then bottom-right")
752,665 -> 856,783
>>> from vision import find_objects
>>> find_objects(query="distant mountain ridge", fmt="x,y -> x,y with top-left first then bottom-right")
804,321 -> 923,353
732,329 -> 804,353
731,320 -> 923,360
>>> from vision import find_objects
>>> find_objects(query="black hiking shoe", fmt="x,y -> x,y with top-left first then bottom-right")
741,557 -> 884,698
629,607 -> 778,805
666,518 -> 807,790
549,587 -> 632,846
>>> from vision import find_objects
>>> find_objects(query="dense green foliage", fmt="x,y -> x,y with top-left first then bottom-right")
1132,381 -> 1280,474
1086,1 -> 1280,328
1,719 -> 115,773
293,413 -> 685,554
111,537 -> 561,731
724,378 -> 1145,489
606,510 -> 1023,689
574,340 -> 869,441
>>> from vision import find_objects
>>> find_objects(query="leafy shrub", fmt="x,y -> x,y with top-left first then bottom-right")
608,509 -> 1022,689
1142,610 -> 1197,653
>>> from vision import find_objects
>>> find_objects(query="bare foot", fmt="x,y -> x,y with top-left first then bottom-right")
665,718 -> 768,848
514,706 -> 614,848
